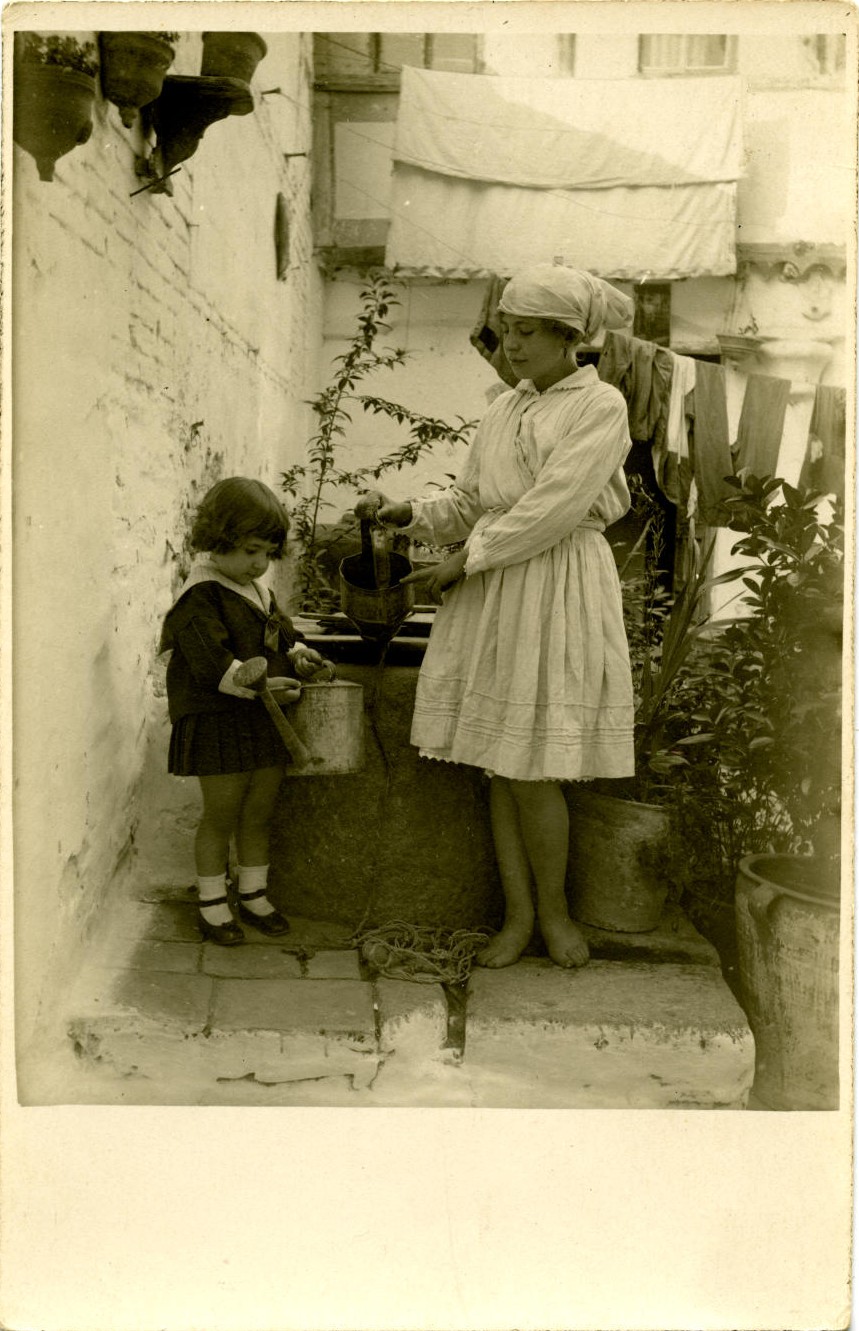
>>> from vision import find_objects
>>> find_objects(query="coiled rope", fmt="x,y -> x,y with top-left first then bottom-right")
352,920 -> 493,985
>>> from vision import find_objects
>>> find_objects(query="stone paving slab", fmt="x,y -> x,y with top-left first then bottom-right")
464,959 -> 754,1108
69,966 -> 214,1028
140,899 -> 202,944
376,978 -> 448,1055
125,940 -> 202,975
577,907 -> 720,966
210,977 -> 375,1037
201,943 -> 302,980
304,949 -> 363,979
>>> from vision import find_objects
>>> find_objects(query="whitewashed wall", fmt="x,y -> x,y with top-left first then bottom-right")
12,31 -> 317,1071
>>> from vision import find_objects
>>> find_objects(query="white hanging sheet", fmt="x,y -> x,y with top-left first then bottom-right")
385,67 -> 743,281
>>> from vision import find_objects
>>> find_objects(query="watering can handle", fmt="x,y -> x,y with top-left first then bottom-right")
233,657 -> 313,769
360,518 -> 391,590
360,518 -> 374,566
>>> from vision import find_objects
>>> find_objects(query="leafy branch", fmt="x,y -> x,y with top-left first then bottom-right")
282,270 -> 477,611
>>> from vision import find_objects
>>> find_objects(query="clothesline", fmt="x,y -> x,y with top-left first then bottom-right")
594,330 -> 845,523
469,281 -> 846,524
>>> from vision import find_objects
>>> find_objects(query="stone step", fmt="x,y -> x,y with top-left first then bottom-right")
463,959 -> 754,1109
56,895 -> 753,1108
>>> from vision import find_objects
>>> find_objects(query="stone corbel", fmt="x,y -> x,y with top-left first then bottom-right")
736,241 -> 847,284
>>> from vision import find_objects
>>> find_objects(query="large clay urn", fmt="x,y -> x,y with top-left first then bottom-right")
735,853 -> 840,1110
13,63 -> 97,181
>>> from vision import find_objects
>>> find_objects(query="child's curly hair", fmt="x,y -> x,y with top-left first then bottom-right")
190,477 -> 289,557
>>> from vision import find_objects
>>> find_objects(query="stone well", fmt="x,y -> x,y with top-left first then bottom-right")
267,660 -> 504,930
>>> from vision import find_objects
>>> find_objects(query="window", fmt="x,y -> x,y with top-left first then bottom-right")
557,35 -> 576,75
802,33 -> 846,78
314,32 -> 481,88
638,35 -> 736,76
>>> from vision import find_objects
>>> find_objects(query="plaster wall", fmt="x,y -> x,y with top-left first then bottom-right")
12,31 -> 317,1072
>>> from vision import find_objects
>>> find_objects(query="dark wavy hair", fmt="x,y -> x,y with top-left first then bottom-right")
189,477 -> 289,557
543,319 -> 583,349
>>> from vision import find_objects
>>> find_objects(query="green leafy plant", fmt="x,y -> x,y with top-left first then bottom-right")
688,472 -> 843,869
617,479 -> 715,802
16,33 -> 99,77
281,270 -> 476,611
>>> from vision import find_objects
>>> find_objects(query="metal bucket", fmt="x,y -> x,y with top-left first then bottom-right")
339,549 -> 415,641
566,787 -> 671,932
280,680 -> 365,776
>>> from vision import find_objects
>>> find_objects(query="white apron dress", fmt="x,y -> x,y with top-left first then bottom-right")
406,364 -> 635,782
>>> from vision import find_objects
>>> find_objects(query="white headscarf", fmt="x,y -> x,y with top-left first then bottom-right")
498,263 -> 634,342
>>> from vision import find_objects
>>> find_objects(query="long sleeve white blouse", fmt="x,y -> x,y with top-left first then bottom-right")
404,366 -> 632,576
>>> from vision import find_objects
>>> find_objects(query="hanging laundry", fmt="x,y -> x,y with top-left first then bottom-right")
653,353 -> 697,506
689,360 -> 734,525
734,374 -> 791,481
469,275 -> 519,388
597,329 -> 634,397
597,331 -> 673,446
799,384 -> 847,500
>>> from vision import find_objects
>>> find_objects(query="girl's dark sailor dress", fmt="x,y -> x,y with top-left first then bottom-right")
160,561 -> 302,776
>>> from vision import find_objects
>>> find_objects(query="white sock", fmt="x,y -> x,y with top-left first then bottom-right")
197,873 -> 233,926
237,864 -> 275,916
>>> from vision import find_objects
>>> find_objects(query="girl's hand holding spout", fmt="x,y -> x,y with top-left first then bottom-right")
355,490 -> 412,528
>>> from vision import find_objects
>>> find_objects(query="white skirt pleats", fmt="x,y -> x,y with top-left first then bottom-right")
411,529 -> 635,782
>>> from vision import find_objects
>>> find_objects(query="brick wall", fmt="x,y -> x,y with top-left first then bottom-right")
11,31 -> 318,1070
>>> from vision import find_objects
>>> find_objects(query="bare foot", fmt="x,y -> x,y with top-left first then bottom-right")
477,917 -> 533,969
541,915 -> 590,968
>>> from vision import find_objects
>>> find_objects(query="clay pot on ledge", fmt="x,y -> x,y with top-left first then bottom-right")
147,74 -> 254,187
200,31 -> 267,84
13,61 -> 97,182
99,31 -> 177,127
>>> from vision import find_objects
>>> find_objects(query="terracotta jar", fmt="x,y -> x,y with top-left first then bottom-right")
99,32 -> 176,127
13,63 -> 97,181
200,32 -> 267,84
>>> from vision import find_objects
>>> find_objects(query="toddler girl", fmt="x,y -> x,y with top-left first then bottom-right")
160,477 -> 329,946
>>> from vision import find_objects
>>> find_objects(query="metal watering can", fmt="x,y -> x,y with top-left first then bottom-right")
339,519 -> 414,643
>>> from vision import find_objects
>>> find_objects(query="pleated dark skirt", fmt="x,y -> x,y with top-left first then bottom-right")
168,708 -> 288,776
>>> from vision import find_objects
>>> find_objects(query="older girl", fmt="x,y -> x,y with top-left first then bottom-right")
357,264 -> 635,970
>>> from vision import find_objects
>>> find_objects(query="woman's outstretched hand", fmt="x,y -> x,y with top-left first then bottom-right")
401,549 -> 468,605
354,491 -> 412,527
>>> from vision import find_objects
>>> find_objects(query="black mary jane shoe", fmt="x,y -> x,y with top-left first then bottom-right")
197,897 -> 245,947
237,889 -> 291,936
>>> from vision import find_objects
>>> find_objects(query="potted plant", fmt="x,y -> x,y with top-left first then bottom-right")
99,30 -> 178,126
689,473 -> 844,1109
200,32 -> 267,84
147,73 -> 254,183
13,33 -> 99,181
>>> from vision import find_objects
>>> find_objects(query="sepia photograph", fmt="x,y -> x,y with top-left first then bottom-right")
1,1 -> 854,1327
